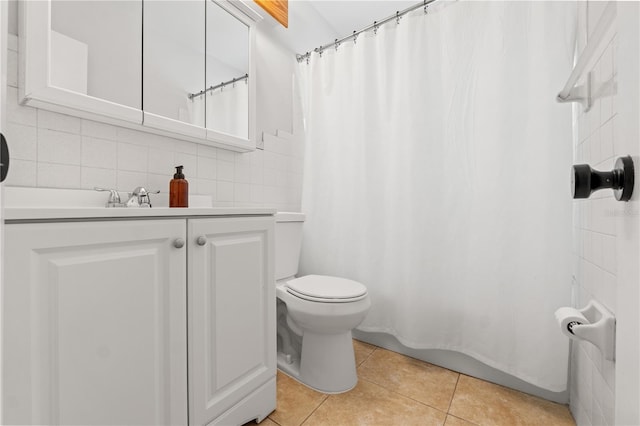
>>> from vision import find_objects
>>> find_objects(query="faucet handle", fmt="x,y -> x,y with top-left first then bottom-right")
128,187 -> 160,208
94,187 -> 124,208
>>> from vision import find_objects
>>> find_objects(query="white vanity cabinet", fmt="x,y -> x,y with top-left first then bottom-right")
2,214 -> 276,426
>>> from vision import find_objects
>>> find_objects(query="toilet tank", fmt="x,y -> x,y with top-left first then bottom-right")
275,212 -> 306,281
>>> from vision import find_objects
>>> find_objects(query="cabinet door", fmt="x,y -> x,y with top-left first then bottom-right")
188,217 -> 275,425
2,220 -> 187,426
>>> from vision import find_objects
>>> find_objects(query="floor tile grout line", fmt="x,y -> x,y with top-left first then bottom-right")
447,413 -> 481,426
267,371 -> 327,426
356,347 -> 377,367
298,394 -> 330,426
364,347 -> 473,405
361,343 -> 568,425
359,377 -> 449,419
358,344 -> 458,404
446,373 -> 461,414
265,415 -> 284,426
365,344 -> 464,378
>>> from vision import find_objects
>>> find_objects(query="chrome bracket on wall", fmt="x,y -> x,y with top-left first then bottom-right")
556,2 -> 615,113
556,71 -> 592,112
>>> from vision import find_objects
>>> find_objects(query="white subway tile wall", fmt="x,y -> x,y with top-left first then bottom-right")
570,3 -> 617,426
3,34 -> 303,212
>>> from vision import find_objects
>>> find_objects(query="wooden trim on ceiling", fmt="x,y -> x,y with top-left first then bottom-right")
254,0 -> 288,28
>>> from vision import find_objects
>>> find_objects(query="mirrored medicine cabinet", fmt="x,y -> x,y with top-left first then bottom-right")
19,0 -> 260,152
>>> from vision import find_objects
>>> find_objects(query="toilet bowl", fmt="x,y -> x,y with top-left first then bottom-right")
275,213 -> 371,393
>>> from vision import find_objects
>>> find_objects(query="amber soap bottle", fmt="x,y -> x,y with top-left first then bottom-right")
170,165 -> 189,207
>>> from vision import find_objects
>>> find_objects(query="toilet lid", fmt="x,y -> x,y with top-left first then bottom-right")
286,275 -> 367,303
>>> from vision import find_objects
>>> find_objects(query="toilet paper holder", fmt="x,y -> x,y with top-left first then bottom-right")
556,300 -> 615,361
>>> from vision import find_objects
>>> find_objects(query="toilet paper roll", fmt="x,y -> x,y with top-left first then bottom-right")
555,307 -> 589,340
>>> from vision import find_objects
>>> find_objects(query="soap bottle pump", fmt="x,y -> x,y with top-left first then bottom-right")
170,165 -> 189,208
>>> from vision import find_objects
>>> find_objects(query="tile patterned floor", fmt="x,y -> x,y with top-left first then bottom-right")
254,340 -> 575,426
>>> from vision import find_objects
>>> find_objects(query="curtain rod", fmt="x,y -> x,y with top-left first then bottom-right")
296,0 -> 439,63
188,73 -> 249,100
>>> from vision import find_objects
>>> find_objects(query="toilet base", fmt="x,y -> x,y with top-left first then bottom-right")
277,330 -> 358,394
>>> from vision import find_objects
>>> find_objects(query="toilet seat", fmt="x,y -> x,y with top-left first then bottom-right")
286,275 -> 368,303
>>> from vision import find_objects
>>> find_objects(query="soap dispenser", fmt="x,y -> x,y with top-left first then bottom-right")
170,165 -> 189,207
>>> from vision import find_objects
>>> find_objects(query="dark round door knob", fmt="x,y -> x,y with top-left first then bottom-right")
1,133 -> 9,183
613,156 -> 635,201
571,156 -> 634,201
571,164 -> 594,199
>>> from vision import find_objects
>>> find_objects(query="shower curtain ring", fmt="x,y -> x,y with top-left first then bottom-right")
335,39 -> 340,51
396,11 -> 401,25
353,31 -> 358,44
306,52 -> 310,65
318,46 -> 324,58
373,21 -> 378,35
424,0 -> 428,13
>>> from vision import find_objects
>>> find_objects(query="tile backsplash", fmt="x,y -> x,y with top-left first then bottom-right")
3,34 -> 303,212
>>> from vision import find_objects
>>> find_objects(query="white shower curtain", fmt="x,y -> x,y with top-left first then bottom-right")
298,1 -> 576,391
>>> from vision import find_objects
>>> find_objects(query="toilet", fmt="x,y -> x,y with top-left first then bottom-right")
275,212 -> 371,393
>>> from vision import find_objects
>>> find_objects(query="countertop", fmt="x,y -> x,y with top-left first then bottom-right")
4,207 -> 276,222
3,187 -> 275,222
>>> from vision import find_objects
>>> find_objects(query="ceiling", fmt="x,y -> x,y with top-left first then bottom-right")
257,0 -> 418,54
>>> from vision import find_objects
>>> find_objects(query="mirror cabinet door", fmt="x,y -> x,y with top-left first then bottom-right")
205,1 -> 250,140
143,1 -> 206,134
50,1 -> 142,110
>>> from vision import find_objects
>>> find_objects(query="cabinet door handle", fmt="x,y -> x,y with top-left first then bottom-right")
196,236 -> 207,246
173,238 -> 185,249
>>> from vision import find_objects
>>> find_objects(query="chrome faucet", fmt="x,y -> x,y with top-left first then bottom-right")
94,187 -> 125,208
126,187 -> 160,208
95,187 -> 160,208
